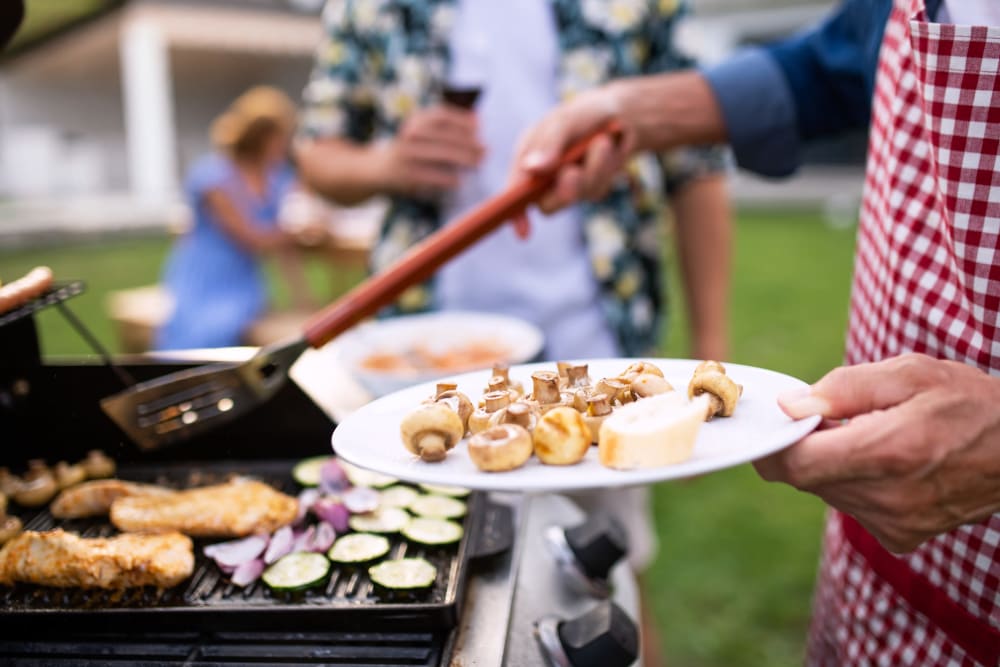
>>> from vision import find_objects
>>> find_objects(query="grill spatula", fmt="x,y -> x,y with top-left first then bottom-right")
101,122 -> 621,450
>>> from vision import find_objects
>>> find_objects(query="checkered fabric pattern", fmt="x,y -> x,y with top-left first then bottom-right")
810,0 -> 1000,664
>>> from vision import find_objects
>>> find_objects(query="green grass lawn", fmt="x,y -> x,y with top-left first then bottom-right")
0,208 -> 857,666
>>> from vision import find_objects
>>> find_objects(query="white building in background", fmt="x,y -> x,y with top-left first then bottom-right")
0,0 -> 323,239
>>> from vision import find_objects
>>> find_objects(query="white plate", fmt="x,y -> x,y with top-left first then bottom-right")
331,359 -> 820,493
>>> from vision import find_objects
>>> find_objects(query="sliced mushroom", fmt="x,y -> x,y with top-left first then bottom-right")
434,389 -> 474,435
0,515 -> 22,545
688,362 -> 742,420
82,450 -> 116,479
54,461 -> 87,490
631,373 -> 674,399
469,390 -> 511,434
13,463 -> 58,507
582,393 -> 614,442
533,406 -> 592,466
400,403 -> 465,462
468,424 -> 533,472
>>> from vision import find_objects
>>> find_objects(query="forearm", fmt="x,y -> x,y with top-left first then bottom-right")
670,173 -> 731,361
295,138 -> 389,206
610,71 -> 728,154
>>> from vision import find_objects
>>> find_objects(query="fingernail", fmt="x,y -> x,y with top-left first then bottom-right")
778,387 -> 831,418
522,150 -> 550,170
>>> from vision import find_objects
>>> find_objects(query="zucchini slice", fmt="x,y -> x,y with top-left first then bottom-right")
348,506 -> 411,534
369,558 -> 437,591
328,533 -> 391,564
262,552 -> 330,591
341,461 -> 398,489
292,456 -> 331,487
402,517 -> 464,546
418,483 -> 471,498
408,494 -> 467,520
379,486 -> 420,509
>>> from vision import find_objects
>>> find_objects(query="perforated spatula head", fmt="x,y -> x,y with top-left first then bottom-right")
100,338 -> 307,450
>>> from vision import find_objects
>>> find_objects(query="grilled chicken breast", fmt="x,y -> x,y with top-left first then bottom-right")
110,477 -> 298,537
50,479 -> 174,519
0,529 -> 194,589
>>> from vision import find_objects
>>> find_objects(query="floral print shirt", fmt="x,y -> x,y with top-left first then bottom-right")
301,0 -> 726,355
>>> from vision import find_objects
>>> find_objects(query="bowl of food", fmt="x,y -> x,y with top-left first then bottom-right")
336,311 -> 544,397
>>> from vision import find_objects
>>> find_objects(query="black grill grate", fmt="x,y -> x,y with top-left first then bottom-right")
0,630 -> 448,666
0,460 -> 479,633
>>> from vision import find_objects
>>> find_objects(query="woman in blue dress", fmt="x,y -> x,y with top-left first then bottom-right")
157,87 -> 300,350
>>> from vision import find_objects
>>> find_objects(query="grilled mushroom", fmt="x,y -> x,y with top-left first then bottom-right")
621,361 -> 664,383
582,393 -> 614,442
400,403 -> 465,462
529,371 -> 571,414
468,424 -> 533,472
82,450 -> 116,479
491,400 -> 540,432
631,373 -> 674,399
688,361 -> 742,420
54,461 -> 87,490
565,364 -> 592,389
14,462 -> 58,507
487,364 -> 524,399
596,377 -> 633,406
469,390 -> 511,434
533,406 -> 592,465
434,389 -> 474,435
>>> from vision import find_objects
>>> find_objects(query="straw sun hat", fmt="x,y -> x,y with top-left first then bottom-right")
210,86 -> 298,158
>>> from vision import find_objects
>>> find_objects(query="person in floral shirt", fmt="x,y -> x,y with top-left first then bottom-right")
296,0 -> 730,362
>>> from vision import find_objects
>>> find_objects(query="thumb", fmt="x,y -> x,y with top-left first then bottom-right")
778,355 -> 935,420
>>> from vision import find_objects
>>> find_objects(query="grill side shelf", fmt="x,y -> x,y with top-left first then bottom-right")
0,459 -> 480,633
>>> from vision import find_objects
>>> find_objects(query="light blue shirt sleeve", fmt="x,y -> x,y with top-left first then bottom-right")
701,49 -> 801,178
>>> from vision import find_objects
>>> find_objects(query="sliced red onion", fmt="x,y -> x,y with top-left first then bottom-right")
230,558 -> 265,587
311,497 -> 350,533
311,522 -> 337,553
342,486 -> 380,514
291,525 -> 316,553
318,459 -> 350,494
203,534 -> 268,569
263,525 -> 294,564
295,488 -> 321,525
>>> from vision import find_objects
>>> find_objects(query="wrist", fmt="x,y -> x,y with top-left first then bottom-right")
615,71 -> 726,152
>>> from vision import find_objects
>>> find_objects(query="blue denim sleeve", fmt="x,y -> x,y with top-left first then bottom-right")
701,0 -> 892,178
702,49 -> 800,178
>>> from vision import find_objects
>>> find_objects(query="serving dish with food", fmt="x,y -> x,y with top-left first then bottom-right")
335,310 -> 544,397
332,358 -> 821,493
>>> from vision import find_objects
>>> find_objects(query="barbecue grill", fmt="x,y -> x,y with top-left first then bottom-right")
0,285 -> 643,666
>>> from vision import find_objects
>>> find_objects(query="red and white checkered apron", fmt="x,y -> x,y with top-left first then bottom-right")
808,1 -> 1000,665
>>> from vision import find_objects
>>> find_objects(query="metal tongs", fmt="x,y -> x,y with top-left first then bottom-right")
101,122 -> 621,450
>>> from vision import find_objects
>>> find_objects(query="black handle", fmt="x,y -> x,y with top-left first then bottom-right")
564,515 -> 628,581
558,601 -> 639,667
469,497 -> 515,560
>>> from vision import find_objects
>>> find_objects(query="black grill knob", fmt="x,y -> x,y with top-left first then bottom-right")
564,515 -> 628,581
535,601 -> 639,667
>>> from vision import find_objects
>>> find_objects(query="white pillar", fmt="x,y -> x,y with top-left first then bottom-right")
119,16 -> 177,203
